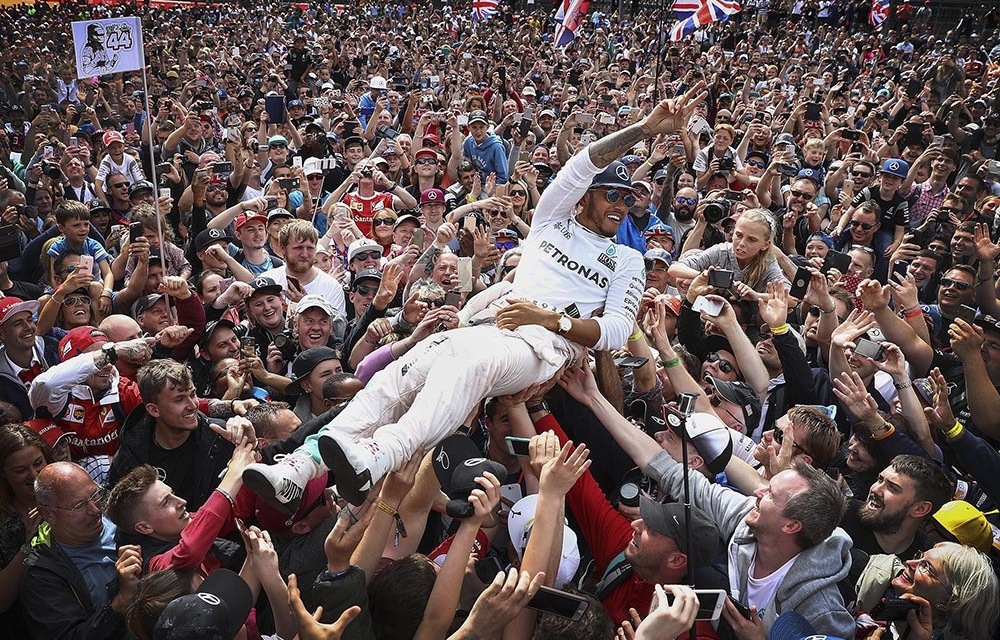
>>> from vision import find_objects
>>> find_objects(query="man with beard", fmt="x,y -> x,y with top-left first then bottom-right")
260,220 -> 345,313
839,454 -> 952,559
662,187 -> 698,242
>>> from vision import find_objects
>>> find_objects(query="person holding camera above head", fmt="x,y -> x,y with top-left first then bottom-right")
326,157 -> 418,239
670,208 -> 789,293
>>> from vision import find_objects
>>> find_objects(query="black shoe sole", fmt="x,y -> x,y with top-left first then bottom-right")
242,467 -> 300,515
319,436 -> 370,506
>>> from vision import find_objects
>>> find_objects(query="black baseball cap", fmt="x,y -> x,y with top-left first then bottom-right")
250,276 -> 283,297
195,228 -> 234,252
286,346 -> 341,395
154,569 -> 253,640
638,498 -> 721,568
200,319 -> 237,347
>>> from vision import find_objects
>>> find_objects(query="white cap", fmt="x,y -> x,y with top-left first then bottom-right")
369,75 -> 387,90
507,494 -> 581,587
295,294 -> 335,317
347,237 -> 382,262
302,158 -> 323,176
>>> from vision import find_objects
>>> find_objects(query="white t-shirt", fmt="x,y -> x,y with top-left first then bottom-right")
744,552 -> 799,621
259,266 -> 346,316
96,153 -> 145,184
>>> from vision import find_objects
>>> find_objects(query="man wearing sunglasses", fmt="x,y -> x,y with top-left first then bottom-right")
244,84 -> 711,512
663,187 -> 699,243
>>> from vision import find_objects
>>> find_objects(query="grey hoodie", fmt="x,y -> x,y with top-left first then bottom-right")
646,451 -> 855,639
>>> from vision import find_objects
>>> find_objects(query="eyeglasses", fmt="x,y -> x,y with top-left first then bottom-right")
509,190 -> 526,197
747,160 -> 766,169
912,551 -> 943,582
773,426 -> 814,459
675,196 -> 697,206
415,158 -> 439,165
850,220 -> 875,230
602,189 -> 636,207
789,189 -> 815,201
110,182 -> 129,189
939,277 -> 971,291
63,295 -> 91,307
353,284 -> 378,296
307,174 -> 324,181
45,486 -> 107,512
352,250 -> 382,262
372,218 -> 395,226
705,352 -> 735,374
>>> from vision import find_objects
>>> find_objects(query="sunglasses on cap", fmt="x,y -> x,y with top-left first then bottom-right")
705,352 -> 735,374
601,189 -> 636,207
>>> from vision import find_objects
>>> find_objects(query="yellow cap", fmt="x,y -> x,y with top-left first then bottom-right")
932,501 -> 994,553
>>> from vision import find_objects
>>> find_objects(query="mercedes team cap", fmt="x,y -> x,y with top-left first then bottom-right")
153,569 -> 253,640
249,276 -> 283,297
589,161 -> 634,191
467,110 -> 489,125
194,228 -> 234,251
880,158 -> 910,179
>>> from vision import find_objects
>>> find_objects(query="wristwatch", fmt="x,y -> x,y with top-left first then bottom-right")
101,343 -> 118,365
556,314 -> 572,335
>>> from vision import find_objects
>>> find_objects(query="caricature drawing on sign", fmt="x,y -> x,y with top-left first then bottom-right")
82,23 -> 120,74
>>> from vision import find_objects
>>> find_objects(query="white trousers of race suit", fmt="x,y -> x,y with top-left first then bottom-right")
299,324 -> 581,472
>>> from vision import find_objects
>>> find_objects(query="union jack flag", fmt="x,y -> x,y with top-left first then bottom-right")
870,0 -> 889,30
472,0 -> 499,20
668,0 -> 741,41
553,0 -> 590,47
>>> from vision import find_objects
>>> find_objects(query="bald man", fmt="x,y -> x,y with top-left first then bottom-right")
21,462 -> 139,640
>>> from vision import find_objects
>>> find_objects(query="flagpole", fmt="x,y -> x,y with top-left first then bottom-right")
652,0 -> 667,104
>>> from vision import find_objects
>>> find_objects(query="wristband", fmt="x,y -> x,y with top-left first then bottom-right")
628,328 -> 644,342
818,306 -> 836,314
376,499 -> 398,516
215,488 -> 235,510
526,401 -> 549,414
893,380 -> 912,390
942,421 -> 964,440
770,323 -> 790,336
661,356 -> 680,368
901,304 -> 922,319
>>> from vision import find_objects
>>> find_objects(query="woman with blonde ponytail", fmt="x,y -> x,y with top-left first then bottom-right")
668,208 -> 788,292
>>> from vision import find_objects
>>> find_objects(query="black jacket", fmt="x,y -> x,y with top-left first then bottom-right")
20,522 -> 127,640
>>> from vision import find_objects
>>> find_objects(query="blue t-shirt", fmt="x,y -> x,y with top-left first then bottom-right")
47,237 -> 111,279
61,516 -> 118,609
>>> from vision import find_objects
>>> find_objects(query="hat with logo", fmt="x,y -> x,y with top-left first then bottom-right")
393,213 -> 420,229
235,211 -> 268,230
286,346 -> 341,395
769,611 -> 847,640
521,86 -> 536,97
369,75 -> 387,90
880,158 -> 909,179
507,494 -> 581,586
620,154 -> 643,165
467,110 -> 490,125
774,132 -> 797,148
199,319 -> 237,348
590,161 -> 634,191
932,500 -> 995,552
348,238 -> 382,262
89,199 -> 111,213
414,147 -> 439,162
131,294 -> 165,319
663,411 -> 734,475
154,569 -> 253,640
644,223 -> 675,242
652,167 -> 670,181
0,296 -> 39,325
638,498 -> 721,567
128,180 -> 155,197
631,180 -> 652,195
267,208 -> 293,222
644,248 -> 672,266
422,133 -> 441,148
287,99 -> 305,109
353,268 -> 382,287
249,276 -> 283,297
295,294 -> 335,318
705,375 -> 762,429
195,228 -> 235,251
267,134 -> 289,148
102,131 -> 124,146
165,70 -> 179,79
796,168 -> 823,185
432,434 -> 507,519
420,188 -> 445,205
59,326 -> 109,361
302,158 -> 323,176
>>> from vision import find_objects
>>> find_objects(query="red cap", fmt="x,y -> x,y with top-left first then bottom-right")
102,130 -> 124,146
59,326 -> 109,361
235,212 -> 268,230
422,133 -> 440,148
414,147 -> 439,160
0,296 -> 39,325
420,188 -> 445,205
25,417 -> 68,450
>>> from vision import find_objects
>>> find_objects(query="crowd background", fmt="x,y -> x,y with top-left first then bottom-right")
0,1 -> 1000,640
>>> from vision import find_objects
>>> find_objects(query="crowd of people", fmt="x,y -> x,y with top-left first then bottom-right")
1,0 -> 1000,639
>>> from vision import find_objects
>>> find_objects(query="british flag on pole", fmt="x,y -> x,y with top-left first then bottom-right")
869,0 -> 889,30
668,0 -> 741,41
472,0 -> 499,20
553,0 -> 591,47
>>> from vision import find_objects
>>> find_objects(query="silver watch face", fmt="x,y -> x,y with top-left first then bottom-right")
559,316 -> 572,333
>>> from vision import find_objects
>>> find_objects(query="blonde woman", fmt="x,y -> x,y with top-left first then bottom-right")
668,208 -> 788,292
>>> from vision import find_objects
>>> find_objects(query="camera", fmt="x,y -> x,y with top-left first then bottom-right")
41,161 -> 62,181
360,168 -> 373,179
271,332 -> 298,362
703,201 -> 728,224
718,157 -> 734,171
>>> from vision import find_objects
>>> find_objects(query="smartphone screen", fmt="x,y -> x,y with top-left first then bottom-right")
526,586 -> 589,620
77,255 -> 95,274
504,436 -> 531,457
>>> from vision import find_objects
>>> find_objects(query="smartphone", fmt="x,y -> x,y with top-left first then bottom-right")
728,596 -> 753,620
241,336 -> 257,356
264,94 -> 286,124
692,296 -> 724,317
457,257 -> 474,293
410,227 -> 425,248
463,215 -> 477,232
69,136 -> 79,147
77,254 -> 94,274
871,595 -> 919,622
613,356 -> 650,368
842,129 -> 860,141
805,102 -> 822,121
822,250 -> 852,275
789,266 -> 811,299
444,290 -> 462,308
854,337 -> 885,362
776,163 -> 799,177
724,190 -> 745,201
212,161 -> 234,175
457,114 -> 469,126
812,78 -> 825,87
913,378 -> 935,405
576,113 -> 594,124
279,178 -> 300,191
292,156 -> 303,169
504,436 -> 531,457
376,124 -> 399,140
129,221 -> 144,243
663,589 -> 727,621
957,304 -> 977,325
265,196 -> 280,210
905,78 -> 923,99
708,269 -> 735,289
526,586 -> 590,621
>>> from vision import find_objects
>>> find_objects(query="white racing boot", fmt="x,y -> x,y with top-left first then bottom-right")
242,450 -> 321,514
318,432 -> 390,505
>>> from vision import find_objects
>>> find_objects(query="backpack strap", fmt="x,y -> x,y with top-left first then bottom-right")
593,550 -> 634,601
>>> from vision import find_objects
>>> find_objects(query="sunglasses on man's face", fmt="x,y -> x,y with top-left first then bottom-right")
851,171 -> 873,179
850,220 -> 874,231
675,196 -> 697,206
601,189 -> 636,207
705,352 -> 735,374
939,277 -> 971,291
353,284 -> 378,296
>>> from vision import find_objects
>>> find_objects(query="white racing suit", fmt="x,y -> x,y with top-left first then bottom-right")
299,149 -> 646,472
